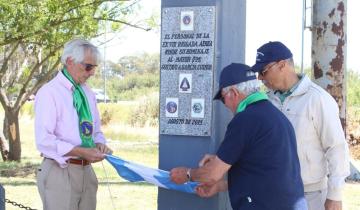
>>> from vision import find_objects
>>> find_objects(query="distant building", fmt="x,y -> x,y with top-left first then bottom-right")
92,88 -> 110,103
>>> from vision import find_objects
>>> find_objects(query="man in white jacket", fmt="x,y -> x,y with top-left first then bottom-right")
251,41 -> 350,210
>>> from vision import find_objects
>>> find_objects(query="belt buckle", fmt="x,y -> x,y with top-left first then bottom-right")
67,158 -> 89,166
80,159 -> 88,166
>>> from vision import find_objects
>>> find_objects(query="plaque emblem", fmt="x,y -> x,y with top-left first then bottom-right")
191,98 -> 205,118
180,11 -> 194,31
192,102 -> 203,114
166,101 -> 178,113
179,73 -> 192,93
180,77 -> 190,91
182,15 -> 191,25
165,98 -> 179,117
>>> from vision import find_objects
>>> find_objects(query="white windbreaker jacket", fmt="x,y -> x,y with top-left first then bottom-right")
267,75 -> 350,201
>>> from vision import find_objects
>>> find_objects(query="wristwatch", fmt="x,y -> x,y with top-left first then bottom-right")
186,168 -> 191,182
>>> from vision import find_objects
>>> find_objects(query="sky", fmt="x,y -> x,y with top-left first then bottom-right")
104,0 -> 359,72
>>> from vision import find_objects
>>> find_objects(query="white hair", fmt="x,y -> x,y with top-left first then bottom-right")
285,58 -> 294,67
60,39 -> 101,65
223,79 -> 261,96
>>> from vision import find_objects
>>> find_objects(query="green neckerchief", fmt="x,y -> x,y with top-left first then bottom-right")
236,91 -> 268,113
62,68 -> 95,148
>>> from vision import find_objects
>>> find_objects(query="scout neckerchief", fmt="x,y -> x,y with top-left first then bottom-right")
236,91 -> 268,113
62,68 -> 95,148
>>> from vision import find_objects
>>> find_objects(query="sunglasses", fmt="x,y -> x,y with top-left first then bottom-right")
80,62 -> 97,71
259,62 -> 278,76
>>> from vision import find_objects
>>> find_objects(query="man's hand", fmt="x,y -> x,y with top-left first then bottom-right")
198,154 -> 215,167
325,199 -> 342,210
79,147 -> 105,163
196,180 -> 228,198
66,147 -> 105,163
170,167 -> 189,184
96,143 -> 113,154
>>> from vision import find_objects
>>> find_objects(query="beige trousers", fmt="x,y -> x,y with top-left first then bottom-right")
304,189 -> 327,210
36,158 -> 98,210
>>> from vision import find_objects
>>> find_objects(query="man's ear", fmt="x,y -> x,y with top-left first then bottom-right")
278,60 -> 286,71
66,57 -> 74,66
229,86 -> 240,97
231,86 -> 247,100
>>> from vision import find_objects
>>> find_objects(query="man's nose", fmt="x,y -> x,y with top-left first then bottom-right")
88,69 -> 96,76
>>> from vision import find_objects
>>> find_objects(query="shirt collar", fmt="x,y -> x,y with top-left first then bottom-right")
56,71 -> 74,91
275,74 -> 305,103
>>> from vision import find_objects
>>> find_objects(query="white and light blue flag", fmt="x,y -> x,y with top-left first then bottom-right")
105,154 -> 198,194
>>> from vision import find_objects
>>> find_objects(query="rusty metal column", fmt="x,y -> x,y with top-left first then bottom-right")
311,0 -> 347,130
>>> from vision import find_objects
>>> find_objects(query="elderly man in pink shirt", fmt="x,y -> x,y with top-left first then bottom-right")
35,39 -> 112,210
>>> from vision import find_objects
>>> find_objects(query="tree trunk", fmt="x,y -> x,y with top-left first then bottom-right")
3,109 -> 21,161
0,134 -> 9,161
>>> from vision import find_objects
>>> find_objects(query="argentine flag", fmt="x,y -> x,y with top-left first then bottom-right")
105,155 -> 198,194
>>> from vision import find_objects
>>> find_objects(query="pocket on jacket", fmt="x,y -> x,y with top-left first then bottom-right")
305,148 -> 327,181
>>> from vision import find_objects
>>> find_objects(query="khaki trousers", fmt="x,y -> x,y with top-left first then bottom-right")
304,189 -> 327,210
36,158 -> 98,210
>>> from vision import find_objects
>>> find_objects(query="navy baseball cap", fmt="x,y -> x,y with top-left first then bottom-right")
251,41 -> 293,73
213,63 -> 256,100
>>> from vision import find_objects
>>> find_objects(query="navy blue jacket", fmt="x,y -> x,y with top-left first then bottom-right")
217,100 -> 304,210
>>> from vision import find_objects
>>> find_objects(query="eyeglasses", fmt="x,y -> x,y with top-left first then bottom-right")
220,89 -> 230,104
80,62 -> 97,71
259,62 -> 278,76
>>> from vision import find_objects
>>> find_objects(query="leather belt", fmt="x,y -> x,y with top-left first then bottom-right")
66,158 -> 90,166
44,157 -> 90,166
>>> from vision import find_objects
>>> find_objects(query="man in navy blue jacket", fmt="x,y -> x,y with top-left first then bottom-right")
170,63 -> 307,210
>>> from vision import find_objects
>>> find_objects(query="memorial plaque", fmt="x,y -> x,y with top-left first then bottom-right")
159,6 -> 215,136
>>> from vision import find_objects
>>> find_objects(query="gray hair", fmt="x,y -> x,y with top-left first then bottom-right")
223,79 -> 261,96
285,57 -> 294,67
61,39 -> 101,65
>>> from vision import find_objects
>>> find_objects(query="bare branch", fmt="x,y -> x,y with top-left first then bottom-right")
0,42 -> 21,76
15,45 -> 63,108
0,88 -> 10,110
20,58 -> 61,108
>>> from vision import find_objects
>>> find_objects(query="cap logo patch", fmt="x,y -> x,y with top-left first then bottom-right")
256,52 -> 264,61
246,71 -> 255,77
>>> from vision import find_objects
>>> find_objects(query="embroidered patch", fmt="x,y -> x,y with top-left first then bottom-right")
80,121 -> 93,137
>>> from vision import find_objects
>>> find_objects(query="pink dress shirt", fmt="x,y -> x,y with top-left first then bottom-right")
35,71 -> 106,168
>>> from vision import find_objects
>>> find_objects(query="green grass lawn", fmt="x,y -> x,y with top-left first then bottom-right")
1,112 -> 360,210
0,113 -> 159,210
1,156 -> 159,210
1,139 -> 159,210
1,147 -> 159,210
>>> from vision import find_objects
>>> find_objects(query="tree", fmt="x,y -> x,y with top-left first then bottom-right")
118,52 -> 160,74
87,52 -> 160,101
347,69 -> 360,106
0,0 -> 155,161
